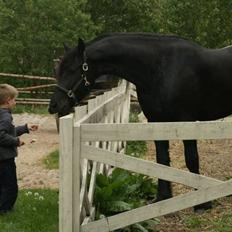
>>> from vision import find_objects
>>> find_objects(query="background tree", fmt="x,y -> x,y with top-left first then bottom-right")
86,0 -> 160,33
158,0 -> 232,48
0,0 -> 97,76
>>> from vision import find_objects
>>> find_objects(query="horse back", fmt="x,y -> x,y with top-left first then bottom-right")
137,43 -> 232,122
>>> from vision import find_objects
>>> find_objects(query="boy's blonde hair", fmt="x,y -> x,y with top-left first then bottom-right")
0,84 -> 18,105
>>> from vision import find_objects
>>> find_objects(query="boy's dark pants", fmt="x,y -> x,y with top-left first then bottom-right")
0,158 -> 18,212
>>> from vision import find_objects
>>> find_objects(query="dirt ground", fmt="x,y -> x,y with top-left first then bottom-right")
145,139 -> 232,231
13,113 -> 59,189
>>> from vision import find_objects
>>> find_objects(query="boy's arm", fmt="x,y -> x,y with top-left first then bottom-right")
0,131 -> 20,146
15,124 -> 29,136
0,120 -> 20,146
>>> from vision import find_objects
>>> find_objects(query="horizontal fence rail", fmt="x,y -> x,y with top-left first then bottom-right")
0,72 -> 55,81
80,120 -> 232,141
81,145 -> 222,189
0,72 -> 56,105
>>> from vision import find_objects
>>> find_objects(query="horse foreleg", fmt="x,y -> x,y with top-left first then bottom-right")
183,140 -> 199,174
155,140 -> 172,201
183,140 -> 212,211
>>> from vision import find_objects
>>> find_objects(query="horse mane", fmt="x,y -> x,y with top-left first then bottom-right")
87,32 -> 201,48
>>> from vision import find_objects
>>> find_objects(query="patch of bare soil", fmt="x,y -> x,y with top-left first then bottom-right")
13,113 -> 59,189
145,138 -> 232,231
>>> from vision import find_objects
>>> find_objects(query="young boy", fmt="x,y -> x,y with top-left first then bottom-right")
0,84 -> 38,214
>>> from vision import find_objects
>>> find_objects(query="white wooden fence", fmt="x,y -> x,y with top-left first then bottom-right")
59,80 -> 131,232
59,81 -> 232,232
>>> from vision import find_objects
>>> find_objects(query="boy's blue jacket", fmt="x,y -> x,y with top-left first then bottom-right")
0,108 -> 29,161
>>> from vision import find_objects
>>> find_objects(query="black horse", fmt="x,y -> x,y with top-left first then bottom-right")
49,33 -> 232,211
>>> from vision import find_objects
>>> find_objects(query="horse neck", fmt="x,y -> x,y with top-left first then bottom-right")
87,39 -> 154,89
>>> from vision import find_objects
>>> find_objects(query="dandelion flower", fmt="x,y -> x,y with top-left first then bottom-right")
39,196 -> 44,201
25,191 -> 33,196
34,192 -> 39,197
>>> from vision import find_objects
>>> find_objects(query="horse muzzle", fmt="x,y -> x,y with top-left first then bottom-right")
48,102 -> 58,114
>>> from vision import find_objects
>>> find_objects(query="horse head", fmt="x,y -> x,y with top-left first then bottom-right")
49,38 -> 94,117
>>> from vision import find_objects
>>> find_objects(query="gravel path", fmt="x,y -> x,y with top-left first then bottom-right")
13,113 -> 59,189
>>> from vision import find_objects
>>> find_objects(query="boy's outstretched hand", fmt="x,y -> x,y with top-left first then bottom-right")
18,139 -> 25,146
28,124 -> 39,131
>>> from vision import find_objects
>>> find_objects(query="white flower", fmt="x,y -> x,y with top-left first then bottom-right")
25,191 -> 33,196
39,196 -> 44,201
34,192 -> 39,197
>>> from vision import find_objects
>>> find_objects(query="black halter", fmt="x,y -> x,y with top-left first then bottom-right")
56,51 -> 90,105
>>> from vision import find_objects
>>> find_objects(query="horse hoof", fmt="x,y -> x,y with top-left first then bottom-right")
194,201 -> 212,212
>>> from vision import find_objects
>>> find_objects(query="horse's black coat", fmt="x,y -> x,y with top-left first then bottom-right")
49,33 -> 232,210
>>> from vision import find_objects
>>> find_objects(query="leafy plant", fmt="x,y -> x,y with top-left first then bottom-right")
126,111 -> 147,158
94,168 -> 158,231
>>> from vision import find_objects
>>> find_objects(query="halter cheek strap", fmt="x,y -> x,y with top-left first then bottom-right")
56,52 -> 90,104
82,51 -> 90,86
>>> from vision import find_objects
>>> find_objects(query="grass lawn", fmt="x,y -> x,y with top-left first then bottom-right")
0,189 -> 58,232
42,150 -> 59,170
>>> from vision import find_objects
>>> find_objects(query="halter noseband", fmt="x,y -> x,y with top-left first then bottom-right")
56,51 -> 90,104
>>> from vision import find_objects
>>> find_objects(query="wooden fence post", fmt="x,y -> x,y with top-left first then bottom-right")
59,114 -> 74,232
73,123 -> 81,232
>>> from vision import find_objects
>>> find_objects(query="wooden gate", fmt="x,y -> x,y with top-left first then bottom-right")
59,81 -> 232,232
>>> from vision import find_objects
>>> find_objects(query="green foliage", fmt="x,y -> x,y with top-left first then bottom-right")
94,168 -> 158,231
86,0 -> 160,33
0,189 -> 58,232
0,0 -> 98,76
43,150 -> 59,169
158,0 -> 232,48
126,140 -> 147,158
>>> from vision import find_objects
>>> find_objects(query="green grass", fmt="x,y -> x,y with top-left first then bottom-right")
43,150 -> 59,169
183,208 -> 232,232
184,211 -> 232,232
184,215 -> 203,228
0,189 -> 58,232
13,105 -> 49,114
210,211 -> 232,232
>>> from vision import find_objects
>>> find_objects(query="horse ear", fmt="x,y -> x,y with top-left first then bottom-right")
78,38 -> 85,54
63,43 -> 70,52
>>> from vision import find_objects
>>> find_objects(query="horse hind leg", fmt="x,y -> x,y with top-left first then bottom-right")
155,140 -> 172,201
183,140 -> 212,212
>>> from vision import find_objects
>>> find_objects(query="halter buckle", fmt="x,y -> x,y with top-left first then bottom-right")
82,62 -> 88,71
84,77 -> 90,86
67,90 -> 74,98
